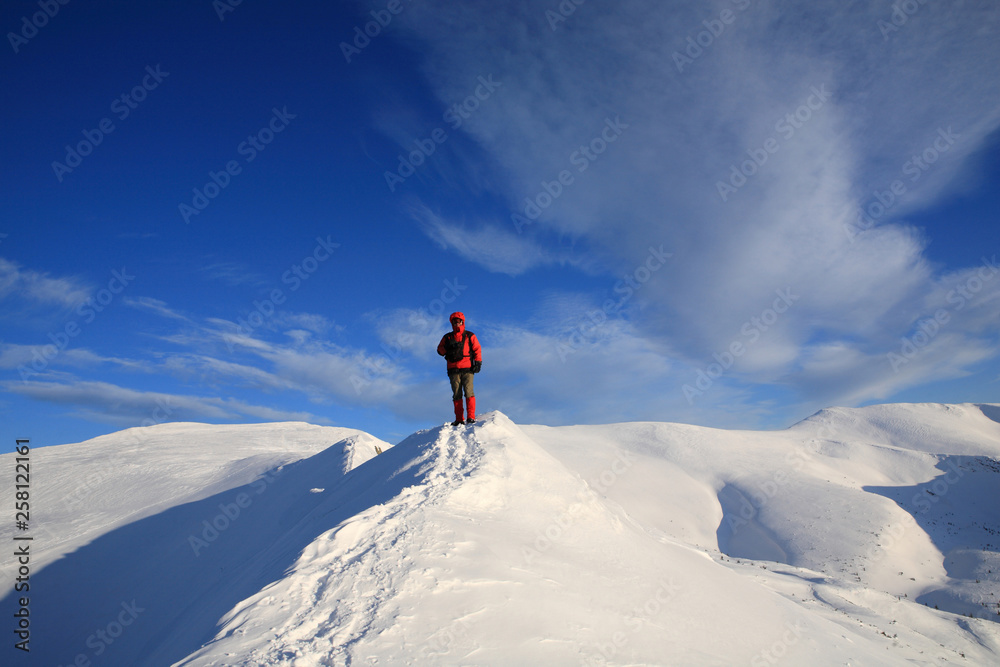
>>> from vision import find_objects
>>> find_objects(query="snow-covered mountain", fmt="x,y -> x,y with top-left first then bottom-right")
3,403 -> 999,665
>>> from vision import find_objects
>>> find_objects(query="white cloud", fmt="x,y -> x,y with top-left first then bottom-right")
414,205 -> 555,276
369,307 -> 448,362
369,0 -> 1000,413
273,311 -> 339,335
124,296 -> 192,321
198,261 -> 267,287
0,343 -> 145,375
3,379 -> 327,426
0,257 -> 91,311
154,319 -> 414,409
11,0 -> 1000,436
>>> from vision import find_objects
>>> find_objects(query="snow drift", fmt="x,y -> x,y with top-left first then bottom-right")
2,403 -> 999,665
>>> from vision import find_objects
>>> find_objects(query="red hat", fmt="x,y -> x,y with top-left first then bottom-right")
449,312 -> 465,322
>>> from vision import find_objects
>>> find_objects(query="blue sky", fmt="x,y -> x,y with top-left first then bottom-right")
2,0 -> 998,450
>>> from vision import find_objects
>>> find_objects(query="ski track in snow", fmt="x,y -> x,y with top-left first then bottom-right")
183,423 -> 487,666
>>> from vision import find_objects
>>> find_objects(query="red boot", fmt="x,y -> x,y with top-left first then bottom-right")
466,396 -> 476,423
452,400 -> 464,425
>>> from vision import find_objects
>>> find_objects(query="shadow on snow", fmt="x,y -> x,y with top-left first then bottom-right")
2,430 -> 438,666
865,454 -> 1000,621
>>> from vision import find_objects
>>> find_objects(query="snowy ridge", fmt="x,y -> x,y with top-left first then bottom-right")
189,419 -> 494,664
2,404 -> 999,665
1,421 -> 388,667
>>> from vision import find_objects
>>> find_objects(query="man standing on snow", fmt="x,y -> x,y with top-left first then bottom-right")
437,311 -> 482,425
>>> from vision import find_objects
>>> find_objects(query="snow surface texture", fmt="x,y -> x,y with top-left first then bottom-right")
2,404 -> 999,665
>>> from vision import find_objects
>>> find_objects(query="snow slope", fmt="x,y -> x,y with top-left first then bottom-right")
2,404 -> 999,665
1,422 -> 388,667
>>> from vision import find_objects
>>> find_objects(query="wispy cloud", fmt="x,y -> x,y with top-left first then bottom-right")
148,311 -> 416,409
0,344 -> 140,373
414,205 -> 556,276
198,260 -> 268,287
5,2 -> 998,434
124,296 -> 193,322
3,379 -> 329,427
0,257 -> 91,313
369,0 -> 1000,413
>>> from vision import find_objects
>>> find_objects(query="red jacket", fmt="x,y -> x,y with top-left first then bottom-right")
437,320 -> 481,373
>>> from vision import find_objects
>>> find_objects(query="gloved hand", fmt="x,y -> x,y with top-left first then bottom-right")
472,360 -> 482,373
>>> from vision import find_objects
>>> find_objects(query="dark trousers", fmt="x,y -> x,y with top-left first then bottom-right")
449,371 -> 474,401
